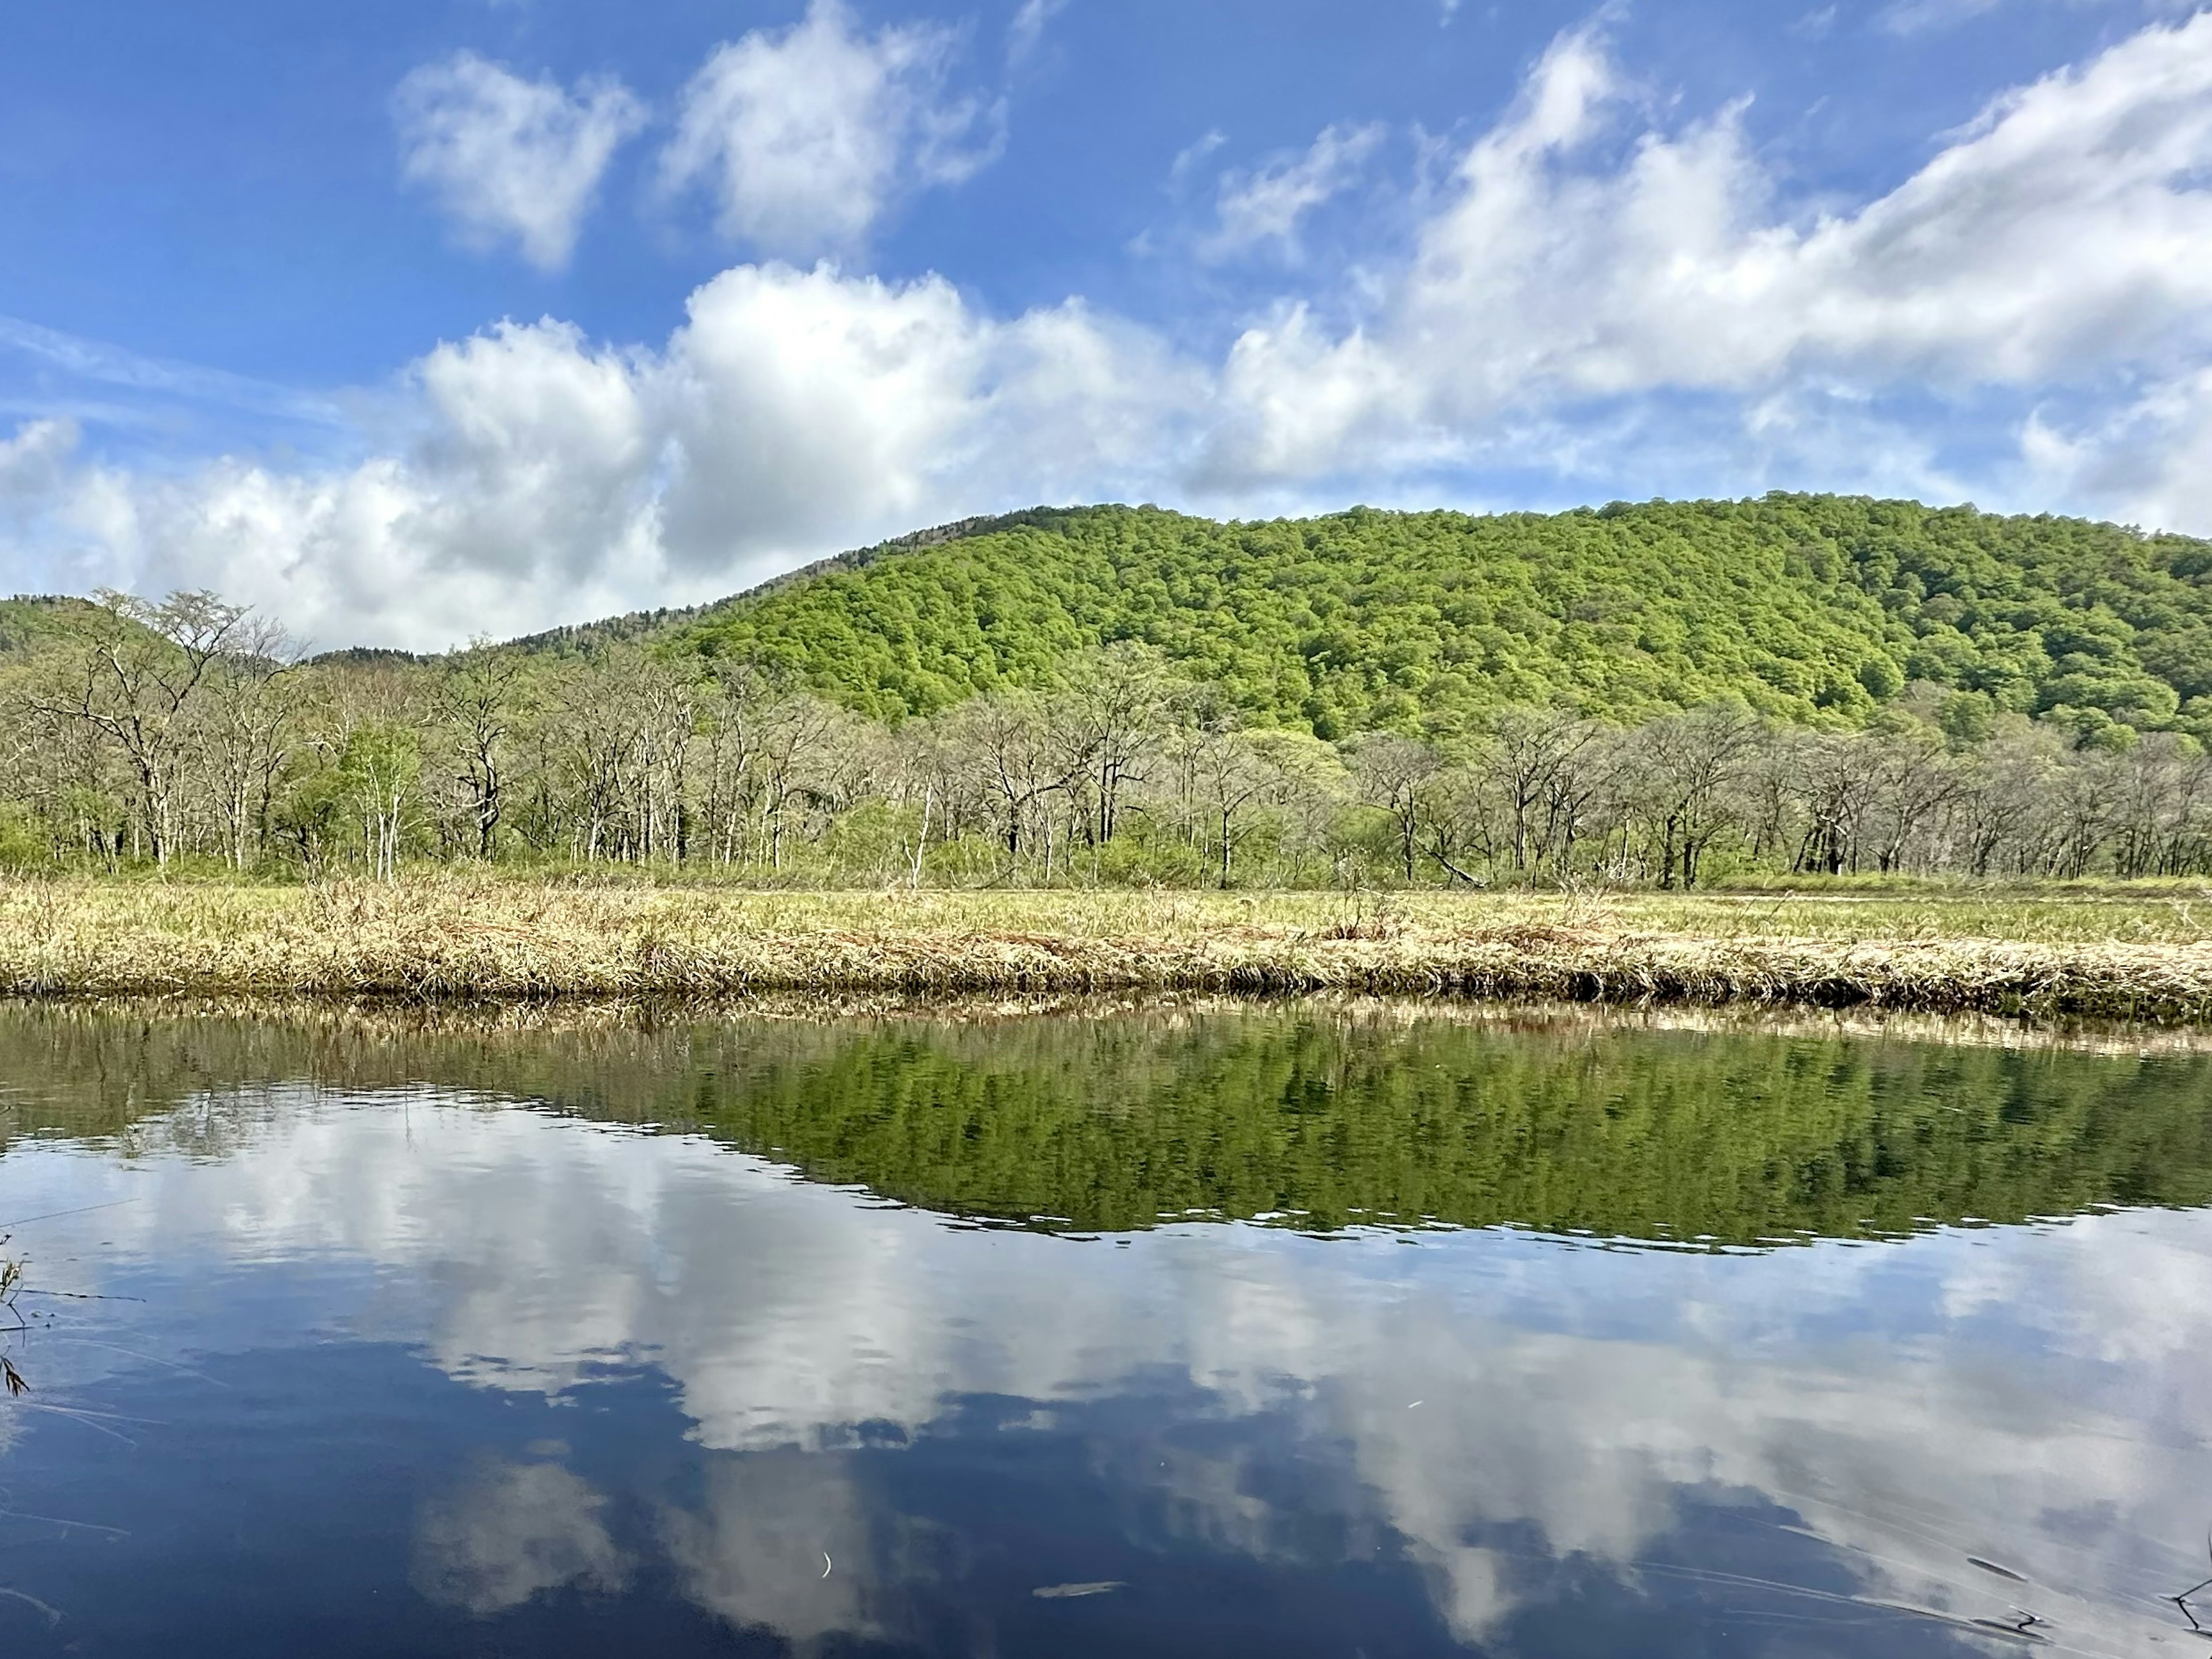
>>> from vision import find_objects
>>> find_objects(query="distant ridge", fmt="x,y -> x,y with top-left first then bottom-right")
11,494 -> 2211,745
500,508 -> 1064,658
650,494 -> 2212,740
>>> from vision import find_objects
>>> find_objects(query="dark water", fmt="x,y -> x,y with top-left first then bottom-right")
2,1002 -> 2210,1657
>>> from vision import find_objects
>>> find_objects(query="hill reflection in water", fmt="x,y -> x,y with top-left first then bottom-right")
0,999 -> 2207,1657
6,998 -> 2211,1243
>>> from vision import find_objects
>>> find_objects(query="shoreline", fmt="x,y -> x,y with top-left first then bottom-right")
14,988 -> 2212,1056
3,880 -> 2211,1020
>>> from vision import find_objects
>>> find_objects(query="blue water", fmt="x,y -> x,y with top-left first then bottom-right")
1,1017 -> 2209,1656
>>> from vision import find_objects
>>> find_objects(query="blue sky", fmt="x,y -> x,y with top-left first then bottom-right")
2,0 -> 2209,647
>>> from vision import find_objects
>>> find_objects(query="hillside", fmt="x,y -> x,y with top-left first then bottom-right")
0,594 -> 113,661
669,495 -> 2212,740
12,495 -> 2209,745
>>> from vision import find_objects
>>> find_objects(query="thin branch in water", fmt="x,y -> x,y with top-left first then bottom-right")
0,1403 -> 145,1445
2169,1528 -> 2212,1637
0,1200 -> 138,1230
0,1504 -> 130,1539
14,1289 -> 147,1304
0,1586 -> 62,1627
40,1336 -> 226,1384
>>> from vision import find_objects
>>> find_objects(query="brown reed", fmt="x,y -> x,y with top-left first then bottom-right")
2,877 -> 2210,1018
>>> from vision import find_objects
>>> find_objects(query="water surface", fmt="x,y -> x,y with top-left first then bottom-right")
1,1001 -> 2209,1656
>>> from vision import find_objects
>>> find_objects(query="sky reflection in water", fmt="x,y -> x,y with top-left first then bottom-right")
0,1006 -> 2208,1657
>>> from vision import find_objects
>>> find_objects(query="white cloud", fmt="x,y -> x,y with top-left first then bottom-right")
0,315 -> 344,439
2,263 -> 1198,647
1202,12 -> 2212,483
1166,128 -> 1226,186
662,1456 -> 881,1642
1877,0 -> 2008,32
1205,122 -> 1387,261
660,0 -> 1002,257
652,263 -> 1194,570
1007,0 -> 1070,66
413,1459 -> 631,1614
2024,366 -> 2212,532
395,53 -> 646,271
1875,0 -> 2192,35
0,416 -> 77,503
12,13 -> 2212,644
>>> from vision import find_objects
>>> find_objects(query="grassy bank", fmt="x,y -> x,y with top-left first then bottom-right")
3,878 -> 2211,1017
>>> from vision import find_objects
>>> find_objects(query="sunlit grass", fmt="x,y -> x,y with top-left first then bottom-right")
1,874 -> 2209,1016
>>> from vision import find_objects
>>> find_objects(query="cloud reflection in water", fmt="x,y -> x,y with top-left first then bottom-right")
4,1079 -> 2207,1654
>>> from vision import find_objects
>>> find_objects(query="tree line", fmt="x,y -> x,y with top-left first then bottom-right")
2,589 -> 2207,887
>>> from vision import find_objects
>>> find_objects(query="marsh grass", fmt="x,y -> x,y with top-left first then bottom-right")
30,988 -> 2212,1060
2,875 -> 2210,1016
0,1236 -> 28,1397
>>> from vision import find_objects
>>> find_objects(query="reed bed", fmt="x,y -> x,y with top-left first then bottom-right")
3,877 -> 2211,1018
39,988 -> 2212,1058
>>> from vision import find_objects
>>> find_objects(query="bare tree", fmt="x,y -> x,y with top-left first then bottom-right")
434,646 -> 522,861
195,615 -> 301,870
1637,704 -> 1761,888
1470,705 -> 1600,877
31,591 -> 259,865
1948,718 -> 2065,876
752,692 -> 845,872
952,691 -> 1082,881
1060,642 -> 1171,847
1350,734 -> 1444,882
1862,726 -> 1958,874
4,579 -> 2210,889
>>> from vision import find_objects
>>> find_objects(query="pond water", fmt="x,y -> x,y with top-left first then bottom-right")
1,1001 -> 2210,1657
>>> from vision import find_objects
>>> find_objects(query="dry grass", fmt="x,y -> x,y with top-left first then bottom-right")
41,988 -> 2212,1058
2,877 -> 2211,1017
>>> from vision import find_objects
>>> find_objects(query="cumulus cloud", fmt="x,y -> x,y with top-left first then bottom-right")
14,12 -> 2212,646
0,416 -> 77,502
662,1456 -> 881,1642
660,0 -> 1002,257
1204,122 -> 1387,261
395,52 -> 647,271
2,263 -> 1198,647
651,263 -> 1192,569
1203,12 -> 2212,483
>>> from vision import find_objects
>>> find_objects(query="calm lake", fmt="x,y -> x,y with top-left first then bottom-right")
1,1001 -> 2209,1657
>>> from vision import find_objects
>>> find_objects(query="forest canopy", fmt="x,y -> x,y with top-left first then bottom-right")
670,495 -> 2212,745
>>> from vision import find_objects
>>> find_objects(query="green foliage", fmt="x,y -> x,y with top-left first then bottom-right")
676,497 -> 2212,738
0,802 -> 48,870
5,1004 -> 2209,1247
664,1015 -> 2212,1240
0,596 -> 117,662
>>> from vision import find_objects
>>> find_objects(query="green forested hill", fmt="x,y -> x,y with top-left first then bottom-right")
0,595 -> 111,661
673,495 -> 2212,740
